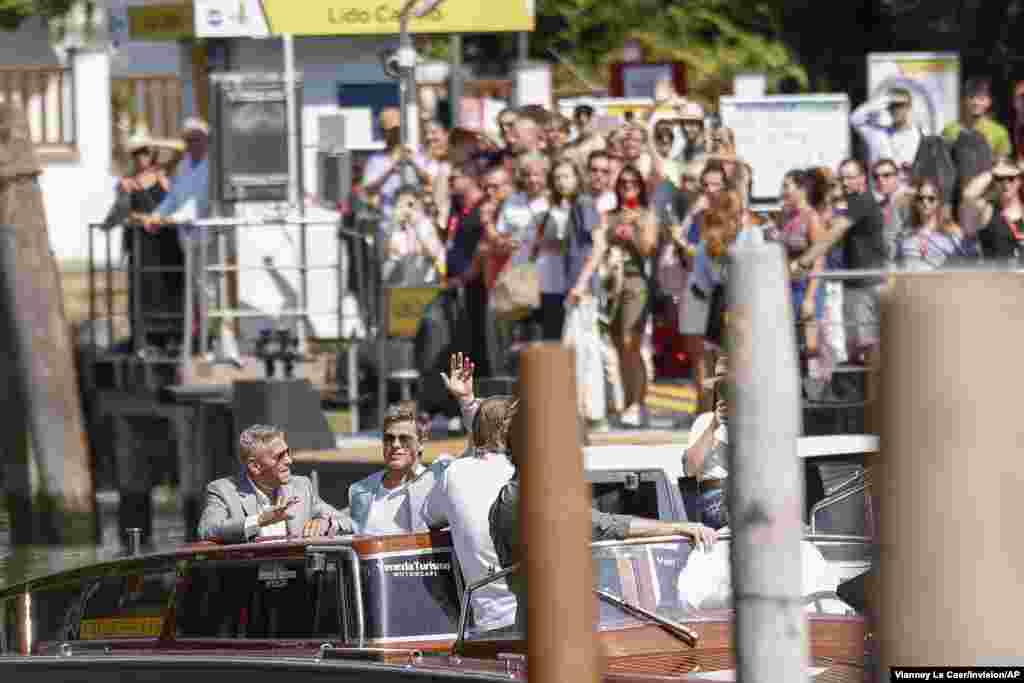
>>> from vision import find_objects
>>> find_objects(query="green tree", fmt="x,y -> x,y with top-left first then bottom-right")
0,0 -> 75,30
532,0 -> 807,103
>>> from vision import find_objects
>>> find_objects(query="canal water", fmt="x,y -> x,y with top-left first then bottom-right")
0,491 -> 187,589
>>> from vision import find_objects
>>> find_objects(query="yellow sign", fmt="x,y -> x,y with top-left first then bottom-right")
80,616 -> 165,640
388,286 -> 443,338
128,3 -> 194,41
260,0 -> 533,36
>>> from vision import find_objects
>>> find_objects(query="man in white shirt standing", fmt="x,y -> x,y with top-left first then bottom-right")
425,359 -> 518,632
850,87 -> 922,185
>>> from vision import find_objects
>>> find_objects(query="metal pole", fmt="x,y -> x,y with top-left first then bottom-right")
88,223 -> 95,351
514,32 -> 529,107
299,220 -> 309,352
182,231 -> 194,376
398,3 -> 419,186
283,33 -> 300,209
348,342 -> 359,434
728,244 -> 807,683
375,220 -> 388,429
449,34 -> 462,129
132,225 -> 143,354
105,228 -> 113,351
520,344 -> 600,683
879,272 -> 1024,668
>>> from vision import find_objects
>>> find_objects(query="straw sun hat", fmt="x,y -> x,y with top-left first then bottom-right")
126,124 -> 186,154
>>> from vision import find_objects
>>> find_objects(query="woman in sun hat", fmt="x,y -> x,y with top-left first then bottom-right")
108,124 -> 186,349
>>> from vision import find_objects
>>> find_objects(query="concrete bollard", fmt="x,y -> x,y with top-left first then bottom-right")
879,271 -> 1024,668
728,244 -> 807,683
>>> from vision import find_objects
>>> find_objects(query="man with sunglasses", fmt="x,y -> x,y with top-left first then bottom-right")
850,87 -> 921,185
872,158 -> 912,261
348,403 -> 451,535
584,150 -> 618,215
198,424 -> 350,543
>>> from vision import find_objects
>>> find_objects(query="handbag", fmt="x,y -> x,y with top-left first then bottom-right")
493,262 -> 540,321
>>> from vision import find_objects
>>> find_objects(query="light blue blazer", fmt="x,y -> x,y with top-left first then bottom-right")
348,459 -> 451,534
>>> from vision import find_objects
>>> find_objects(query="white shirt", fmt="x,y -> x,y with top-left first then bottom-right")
594,191 -> 617,215
156,153 -> 210,224
850,98 -> 922,172
533,205 -> 570,294
243,476 -> 288,540
425,451 -> 517,630
500,192 -> 549,255
362,476 -> 417,536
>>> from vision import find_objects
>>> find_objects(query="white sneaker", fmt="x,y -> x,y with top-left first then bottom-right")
618,404 -> 644,427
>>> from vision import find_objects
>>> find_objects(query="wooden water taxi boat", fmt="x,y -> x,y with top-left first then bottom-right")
0,529 -> 870,681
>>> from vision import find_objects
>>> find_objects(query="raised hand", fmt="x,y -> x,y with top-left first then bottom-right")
440,352 -> 475,402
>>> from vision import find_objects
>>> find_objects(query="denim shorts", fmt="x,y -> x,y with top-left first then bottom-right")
699,488 -> 729,530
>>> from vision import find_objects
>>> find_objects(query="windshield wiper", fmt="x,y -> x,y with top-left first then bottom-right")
594,589 -> 698,647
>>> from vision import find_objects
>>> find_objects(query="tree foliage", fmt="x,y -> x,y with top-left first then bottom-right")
532,0 -> 807,103
0,0 -> 76,30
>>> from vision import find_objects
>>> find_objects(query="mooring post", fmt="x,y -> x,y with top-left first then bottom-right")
728,244 -> 807,683
519,343 -> 600,683
879,271 -> 1024,669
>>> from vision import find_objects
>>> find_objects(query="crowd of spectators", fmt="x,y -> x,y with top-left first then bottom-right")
358,73 -> 1024,425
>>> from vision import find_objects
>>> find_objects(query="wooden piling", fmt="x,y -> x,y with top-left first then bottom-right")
879,272 -> 1024,667
0,99 -> 97,544
519,343 -> 600,683
728,244 -> 807,683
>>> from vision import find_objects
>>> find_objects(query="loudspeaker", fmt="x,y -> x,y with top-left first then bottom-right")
210,73 -> 304,203
232,379 -> 336,454
317,114 -> 352,206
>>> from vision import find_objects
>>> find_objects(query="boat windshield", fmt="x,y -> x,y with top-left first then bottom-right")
460,534 -> 861,645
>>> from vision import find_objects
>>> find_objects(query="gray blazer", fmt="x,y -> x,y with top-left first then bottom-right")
348,459 -> 451,534
198,473 -> 352,543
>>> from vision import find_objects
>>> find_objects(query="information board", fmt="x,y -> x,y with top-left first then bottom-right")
719,95 -> 850,202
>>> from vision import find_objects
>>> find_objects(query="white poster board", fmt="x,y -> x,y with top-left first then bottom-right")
719,94 -> 850,201
867,52 -> 959,137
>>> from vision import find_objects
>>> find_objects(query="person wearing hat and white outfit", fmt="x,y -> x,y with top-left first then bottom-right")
139,117 -> 217,354
143,117 -> 211,229
850,87 -> 922,183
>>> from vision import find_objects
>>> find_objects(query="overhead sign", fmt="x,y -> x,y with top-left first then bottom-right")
194,0 -> 534,38
128,3 -> 194,40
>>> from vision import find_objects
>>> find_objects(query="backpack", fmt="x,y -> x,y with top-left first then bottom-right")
910,135 -> 957,202
951,127 -> 995,189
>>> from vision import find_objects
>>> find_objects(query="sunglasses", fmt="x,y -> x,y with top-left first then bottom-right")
383,433 -> 417,448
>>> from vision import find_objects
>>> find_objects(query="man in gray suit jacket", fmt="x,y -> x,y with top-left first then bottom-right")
349,403 -> 451,535
198,424 -> 351,543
